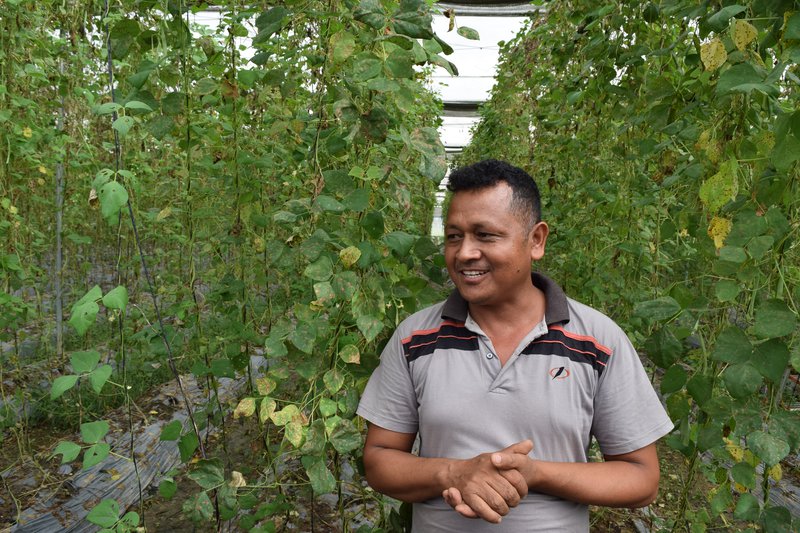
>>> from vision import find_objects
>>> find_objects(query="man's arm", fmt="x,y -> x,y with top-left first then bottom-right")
443,442 -> 660,519
362,423 -> 531,524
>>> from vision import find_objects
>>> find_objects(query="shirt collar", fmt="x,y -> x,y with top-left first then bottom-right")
441,272 -> 570,326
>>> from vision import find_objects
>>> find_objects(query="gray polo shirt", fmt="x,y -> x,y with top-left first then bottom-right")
358,273 -> 673,532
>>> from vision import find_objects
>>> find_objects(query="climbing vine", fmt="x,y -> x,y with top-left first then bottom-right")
462,1 -> 799,531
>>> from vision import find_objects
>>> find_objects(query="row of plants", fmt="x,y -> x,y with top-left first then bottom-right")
460,0 -> 799,531
0,0 -> 469,531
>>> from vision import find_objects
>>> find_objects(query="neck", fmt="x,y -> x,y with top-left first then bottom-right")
467,283 -> 546,333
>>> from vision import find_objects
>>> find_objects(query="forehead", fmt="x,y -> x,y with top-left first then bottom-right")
446,184 -> 517,223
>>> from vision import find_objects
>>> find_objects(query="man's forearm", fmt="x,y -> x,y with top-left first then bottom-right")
364,445 -> 454,502
527,457 -> 659,508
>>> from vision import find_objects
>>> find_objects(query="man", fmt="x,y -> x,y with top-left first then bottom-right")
357,159 -> 673,531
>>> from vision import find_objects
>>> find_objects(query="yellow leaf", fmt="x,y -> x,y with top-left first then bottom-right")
733,482 -> 748,493
229,470 -> 247,488
233,397 -> 256,419
708,216 -> 733,249
724,437 -> 744,462
733,20 -> 758,51
88,188 -> 99,208
285,420 -> 304,448
339,344 -> 360,364
255,377 -> 276,396
339,246 -> 362,268
156,206 -> 172,221
768,463 -> 783,481
254,236 -> 265,253
22,127 -> 32,138
701,38 -> 727,71
38,165 -> 48,174
699,159 -> 739,213
259,397 -> 277,423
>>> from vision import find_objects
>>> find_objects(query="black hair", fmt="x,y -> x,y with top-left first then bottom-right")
447,159 -> 542,227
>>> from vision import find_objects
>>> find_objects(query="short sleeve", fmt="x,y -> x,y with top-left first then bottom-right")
591,326 -> 673,456
357,328 -> 419,434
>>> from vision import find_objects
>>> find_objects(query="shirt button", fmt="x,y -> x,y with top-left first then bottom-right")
486,353 -> 494,360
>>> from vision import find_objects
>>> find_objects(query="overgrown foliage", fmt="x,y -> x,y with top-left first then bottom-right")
461,0 -> 799,530
1,0 -> 455,530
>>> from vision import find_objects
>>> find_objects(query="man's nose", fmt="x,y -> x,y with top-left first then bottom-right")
456,236 -> 481,261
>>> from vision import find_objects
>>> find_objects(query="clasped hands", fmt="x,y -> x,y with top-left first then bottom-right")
441,439 -> 535,524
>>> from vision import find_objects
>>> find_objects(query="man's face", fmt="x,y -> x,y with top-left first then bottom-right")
444,182 -> 547,308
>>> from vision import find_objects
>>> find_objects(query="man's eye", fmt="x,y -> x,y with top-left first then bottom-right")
445,234 -> 461,241
476,232 -> 494,239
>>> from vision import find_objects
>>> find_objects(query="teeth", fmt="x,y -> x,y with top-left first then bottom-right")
462,271 -> 486,277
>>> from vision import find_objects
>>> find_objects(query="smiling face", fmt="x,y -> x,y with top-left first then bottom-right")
444,182 -> 548,310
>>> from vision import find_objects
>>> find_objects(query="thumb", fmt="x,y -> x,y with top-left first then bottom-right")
502,439 -> 533,456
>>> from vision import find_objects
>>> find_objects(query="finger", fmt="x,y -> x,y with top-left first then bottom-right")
443,487 -> 463,508
486,476 -> 521,508
462,491 -> 507,524
499,439 -> 533,456
453,502 -> 479,519
499,468 -> 529,500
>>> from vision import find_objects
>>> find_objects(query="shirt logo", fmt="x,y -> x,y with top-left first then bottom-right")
550,366 -> 570,380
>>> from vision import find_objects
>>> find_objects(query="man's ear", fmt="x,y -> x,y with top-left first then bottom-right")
529,221 -> 549,261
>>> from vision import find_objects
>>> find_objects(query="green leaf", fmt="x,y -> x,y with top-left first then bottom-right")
95,102 -> 122,116
159,478 -> 177,499
707,5 -> 747,32
391,0 -> 433,39
745,235 -> 773,260
271,404 -> 301,426
660,365 -> 687,395
354,0 -> 387,30
357,314 -> 383,343
183,491 -> 215,522
160,420 -> 182,441
313,195 -> 345,213
288,322 -> 316,354
329,418 -> 361,454
323,368 -> 345,394
102,285 -> 128,310
753,299 -> 796,339
210,358 -> 236,379
71,350 -> 101,374
762,506 -> 792,532
785,12 -> 800,40
731,462 -> 756,489
644,327 -> 683,368
89,364 -> 113,394
99,181 -> 129,221
633,297 -> 681,321
754,339 -> 791,384
53,441 -> 82,464
179,432 -> 199,462
124,100 -> 153,112
302,456 -> 337,494
83,442 -> 110,469
383,231 -> 415,256
319,398 -> 338,417
719,246 -> 747,263
332,271 -> 359,300
112,115 -> 135,137
81,420 -> 110,444
748,430 -> 790,466
304,256 -> 333,282
264,333 -> 287,358
715,280 -> 740,302
712,327 -> 752,363
723,363 -> 763,399
733,493 -> 759,521
51,375 -> 79,399
686,374 -> 713,406
189,458 -> 225,490
301,419 -> 327,456
69,300 -> 99,336
710,481 -> 733,515
351,53 -> 383,81
457,26 -> 480,40
86,499 -> 119,528
716,62 -> 775,96
699,159 -> 738,213
385,49 -> 415,79
331,31 -> 356,63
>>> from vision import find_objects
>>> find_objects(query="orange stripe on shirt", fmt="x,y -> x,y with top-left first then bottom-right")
408,334 -> 478,351
401,320 -> 467,344
549,325 -> 612,356
531,339 -> 608,366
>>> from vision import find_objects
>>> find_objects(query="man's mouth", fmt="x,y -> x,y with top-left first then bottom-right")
461,270 -> 488,278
